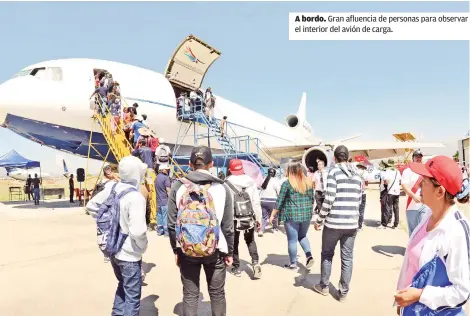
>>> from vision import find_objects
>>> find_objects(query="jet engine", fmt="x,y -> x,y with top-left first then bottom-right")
302,146 -> 335,172
285,114 -> 299,128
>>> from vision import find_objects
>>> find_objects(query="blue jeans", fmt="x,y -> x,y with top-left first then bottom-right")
261,199 -> 278,232
157,205 -> 168,236
320,226 -> 357,296
110,257 -> 142,316
33,188 -> 40,204
406,206 -> 429,237
284,220 -> 312,264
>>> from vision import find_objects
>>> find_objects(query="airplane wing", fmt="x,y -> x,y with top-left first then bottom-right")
263,141 -> 446,161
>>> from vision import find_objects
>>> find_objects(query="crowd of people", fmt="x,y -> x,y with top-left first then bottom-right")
176,87 -> 216,121
84,141 -> 470,316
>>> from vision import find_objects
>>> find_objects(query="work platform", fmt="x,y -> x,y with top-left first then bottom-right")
172,108 -> 278,175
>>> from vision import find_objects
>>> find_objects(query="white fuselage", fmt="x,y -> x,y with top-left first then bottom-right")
6,168 -> 51,181
0,58 -> 319,162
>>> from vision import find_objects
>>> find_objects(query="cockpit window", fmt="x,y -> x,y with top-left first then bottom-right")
13,69 -> 32,78
13,67 -> 63,81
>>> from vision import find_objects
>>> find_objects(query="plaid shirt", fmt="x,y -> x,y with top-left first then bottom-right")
275,180 -> 314,223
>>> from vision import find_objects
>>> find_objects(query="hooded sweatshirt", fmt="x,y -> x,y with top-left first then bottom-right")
86,156 -> 148,262
168,169 -> 234,256
316,162 -> 363,230
226,174 -> 262,223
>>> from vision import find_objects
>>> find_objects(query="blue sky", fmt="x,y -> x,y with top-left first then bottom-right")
0,1 -> 468,173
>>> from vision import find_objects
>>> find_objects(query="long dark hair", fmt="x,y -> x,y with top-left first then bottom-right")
261,168 -> 276,190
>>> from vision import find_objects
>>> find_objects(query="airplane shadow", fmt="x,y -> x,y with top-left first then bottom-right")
6,200 -> 78,209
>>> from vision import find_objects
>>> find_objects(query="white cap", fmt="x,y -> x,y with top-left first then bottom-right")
135,115 -> 143,121
159,164 -> 170,170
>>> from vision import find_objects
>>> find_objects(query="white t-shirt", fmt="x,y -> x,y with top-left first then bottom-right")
401,167 -> 423,210
385,169 -> 401,196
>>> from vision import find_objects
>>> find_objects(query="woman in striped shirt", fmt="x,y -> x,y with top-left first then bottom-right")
270,161 -> 315,270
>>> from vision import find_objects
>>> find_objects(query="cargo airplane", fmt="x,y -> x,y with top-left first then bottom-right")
0,35 -> 445,172
5,159 -> 70,181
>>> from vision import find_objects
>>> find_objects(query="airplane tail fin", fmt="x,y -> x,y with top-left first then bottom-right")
296,92 -> 307,124
4,167 -> 16,173
63,159 -> 69,173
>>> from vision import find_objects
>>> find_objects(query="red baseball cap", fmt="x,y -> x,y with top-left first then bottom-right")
410,155 -> 463,196
228,159 -> 244,176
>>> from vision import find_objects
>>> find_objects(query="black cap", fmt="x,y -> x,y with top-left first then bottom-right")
334,145 -> 349,160
190,145 -> 213,166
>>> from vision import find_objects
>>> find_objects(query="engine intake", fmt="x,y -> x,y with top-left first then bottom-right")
285,114 -> 299,128
302,146 -> 334,172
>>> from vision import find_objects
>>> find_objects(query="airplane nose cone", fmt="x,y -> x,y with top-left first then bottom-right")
0,78 -> 31,124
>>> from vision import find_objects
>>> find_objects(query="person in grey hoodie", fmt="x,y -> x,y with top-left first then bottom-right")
225,159 -> 263,279
86,155 -> 148,316
168,145 -> 234,316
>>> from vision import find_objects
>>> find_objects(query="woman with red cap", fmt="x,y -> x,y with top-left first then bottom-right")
394,155 -> 470,316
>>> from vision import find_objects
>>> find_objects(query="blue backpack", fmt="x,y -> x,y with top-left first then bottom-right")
96,183 -> 137,257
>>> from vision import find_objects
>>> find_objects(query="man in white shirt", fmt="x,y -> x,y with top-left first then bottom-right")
378,160 -> 400,229
313,160 -> 327,215
384,160 -> 401,229
401,150 -> 429,236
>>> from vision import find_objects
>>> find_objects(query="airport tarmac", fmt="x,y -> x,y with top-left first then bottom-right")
0,189 -> 468,316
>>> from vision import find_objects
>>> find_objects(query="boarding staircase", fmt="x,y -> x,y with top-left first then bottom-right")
182,110 -> 277,172
92,96 -> 158,225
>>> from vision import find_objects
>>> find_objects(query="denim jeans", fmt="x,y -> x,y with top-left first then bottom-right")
157,205 -> 168,236
33,188 -> 40,204
110,257 -> 142,316
284,220 -> 312,264
261,199 -> 278,232
179,250 -> 227,316
406,205 -> 429,237
320,226 -> 357,296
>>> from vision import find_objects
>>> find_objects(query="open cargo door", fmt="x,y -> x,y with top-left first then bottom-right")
164,34 -> 221,91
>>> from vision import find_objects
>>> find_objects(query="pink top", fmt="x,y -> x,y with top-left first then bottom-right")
399,219 -> 429,290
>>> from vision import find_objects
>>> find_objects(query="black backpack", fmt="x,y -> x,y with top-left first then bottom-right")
225,181 -> 255,231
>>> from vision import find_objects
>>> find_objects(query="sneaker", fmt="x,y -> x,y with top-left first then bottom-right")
230,267 -> 241,277
253,264 -> 262,279
377,225 -> 386,230
392,225 -> 398,229
357,227 -> 363,231
338,294 -> 347,302
258,232 -> 263,237
306,256 -> 314,270
284,263 -> 297,270
313,284 -> 329,296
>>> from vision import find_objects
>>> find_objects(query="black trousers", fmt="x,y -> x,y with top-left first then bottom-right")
314,191 -> 325,214
233,227 -> 259,268
387,194 -> 399,227
70,188 -> 74,202
358,193 -> 366,229
178,251 -> 227,316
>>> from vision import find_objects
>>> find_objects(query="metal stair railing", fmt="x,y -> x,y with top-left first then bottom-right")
210,107 -> 278,168
92,95 -> 160,223
192,111 -> 267,170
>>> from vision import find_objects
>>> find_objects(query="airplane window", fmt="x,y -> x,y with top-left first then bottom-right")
13,69 -> 32,78
31,67 -> 63,81
49,67 -> 63,81
12,67 -> 62,81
